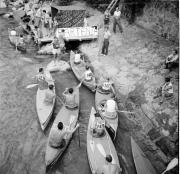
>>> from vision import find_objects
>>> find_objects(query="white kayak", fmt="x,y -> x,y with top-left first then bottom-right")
95,87 -> 118,140
87,107 -> 121,174
45,87 -> 79,167
36,71 -> 55,130
46,60 -> 70,72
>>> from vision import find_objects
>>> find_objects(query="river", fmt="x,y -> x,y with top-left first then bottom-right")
0,14 -> 136,174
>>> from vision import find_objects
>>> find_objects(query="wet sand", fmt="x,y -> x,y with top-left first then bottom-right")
0,17 -> 136,174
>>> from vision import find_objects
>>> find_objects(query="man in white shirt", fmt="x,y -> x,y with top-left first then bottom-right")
74,50 -> 83,64
165,49 -> 179,70
101,27 -> 111,56
113,7 -> 123,33
103,99 -> 117,118
84,66 -> 93,81
44,84 -> 55,105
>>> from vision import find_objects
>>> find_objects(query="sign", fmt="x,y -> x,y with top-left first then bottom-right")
56,26 -> 98,41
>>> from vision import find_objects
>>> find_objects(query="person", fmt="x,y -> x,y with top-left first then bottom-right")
74,50 -> 84,64
165,49 -> 179,70
34,6 -> 42,27
52,36 -> 60,63
44,84 -> 55,105
35,68 -> 49,90
98,78 -> 115,95
84,66 -> 93,81
62,87 -> 78,109
102,155 -> 122,174
103,99 -> 117,118
49,121 -> 79,148
84,16 -> 88,27
58,29 -> 65,54
101,27 -> 111,56
91,113 -> 105,137
113,7 -> 123,33
104,8 -> 110,27
42,10 -> 49,28
19,34 -> 24,44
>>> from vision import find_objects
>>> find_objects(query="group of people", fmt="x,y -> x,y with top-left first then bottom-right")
101,7 -> 123,56
154,48 -> 178,104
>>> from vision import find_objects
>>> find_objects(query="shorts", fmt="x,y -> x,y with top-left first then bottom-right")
52,48 -> 60,55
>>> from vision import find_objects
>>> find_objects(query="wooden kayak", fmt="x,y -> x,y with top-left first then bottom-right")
45,87 -> 79,167
8,28 -> 26,52
70,50 -> 96,92
87,107 -> 120,174
36,71 -> 55,131
95,88 -> 118,140
131,137 -> 157,174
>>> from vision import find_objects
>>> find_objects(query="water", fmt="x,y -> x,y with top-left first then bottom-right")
0,15 -> 136,174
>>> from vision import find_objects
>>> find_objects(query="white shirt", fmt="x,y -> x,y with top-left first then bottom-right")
106,99 -> 116,112
114,10 -> 121,19
104,30 -> 111,39
74,53 -> 81,63
85,69 -> 92,80
102,81 -> 111,90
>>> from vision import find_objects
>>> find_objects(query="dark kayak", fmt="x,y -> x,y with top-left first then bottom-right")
131,137 -> 157,174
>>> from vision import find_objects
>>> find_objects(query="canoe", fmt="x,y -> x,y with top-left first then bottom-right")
45,87 -> 79,167
36,71 -> 55,130
8,28 -> 26,52
87,107 -> 121,174
95,87 -> 118,140
131,137 -> 157,174
70,50 -> 96,92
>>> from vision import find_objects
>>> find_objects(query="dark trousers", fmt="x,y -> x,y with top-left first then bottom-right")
102,39 -> 109,55
113,18 -> 123,33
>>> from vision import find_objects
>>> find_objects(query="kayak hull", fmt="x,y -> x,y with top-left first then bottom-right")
70,50 -> 96,92
45,87 -> 79,167
87,107 -> 120,173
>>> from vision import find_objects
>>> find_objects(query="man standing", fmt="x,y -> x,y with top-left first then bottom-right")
52,36 -> 60,63
101,27 -> 111,56
113,7 -> 123,33
104,8 -> 110,27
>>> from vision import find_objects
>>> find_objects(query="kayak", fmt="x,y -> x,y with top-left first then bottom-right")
36,71 -> 55,130
45,87 -> 79,167
131,137 -> 157,174
95,87 -> 118,140
70,50 -> 96,92
8,28 -> 26,52
87,107 -> 120,174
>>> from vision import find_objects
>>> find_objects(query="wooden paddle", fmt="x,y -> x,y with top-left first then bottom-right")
116,110 -> 135,114
26,83 -> 38,89
161,158 -> 178,174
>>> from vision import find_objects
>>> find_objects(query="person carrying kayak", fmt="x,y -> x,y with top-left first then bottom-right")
102,155 -> 122,174
44,84 -> 55,105
102,99 -> 117,118
49,121 -> 79,148
91,113 -> 105,137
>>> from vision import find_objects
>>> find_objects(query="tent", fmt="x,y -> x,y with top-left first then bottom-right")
51,5 -> 86,28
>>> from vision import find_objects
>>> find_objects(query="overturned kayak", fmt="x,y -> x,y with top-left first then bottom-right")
87,107 -> 121,174
8,28 -> 26,52
46,60 -> 70,72
45,87 -> 79,167
95,87 -> 118,140
36,72 -> 55,130
131,137 -> 157,174
70,50 -> 96,92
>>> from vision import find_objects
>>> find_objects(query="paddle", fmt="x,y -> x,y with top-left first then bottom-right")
26,83 -> 38,89
116,110 -> 135,114
161,158 -> 178,174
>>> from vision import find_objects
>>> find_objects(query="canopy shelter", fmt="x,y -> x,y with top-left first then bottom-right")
51,5 -> 86,28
